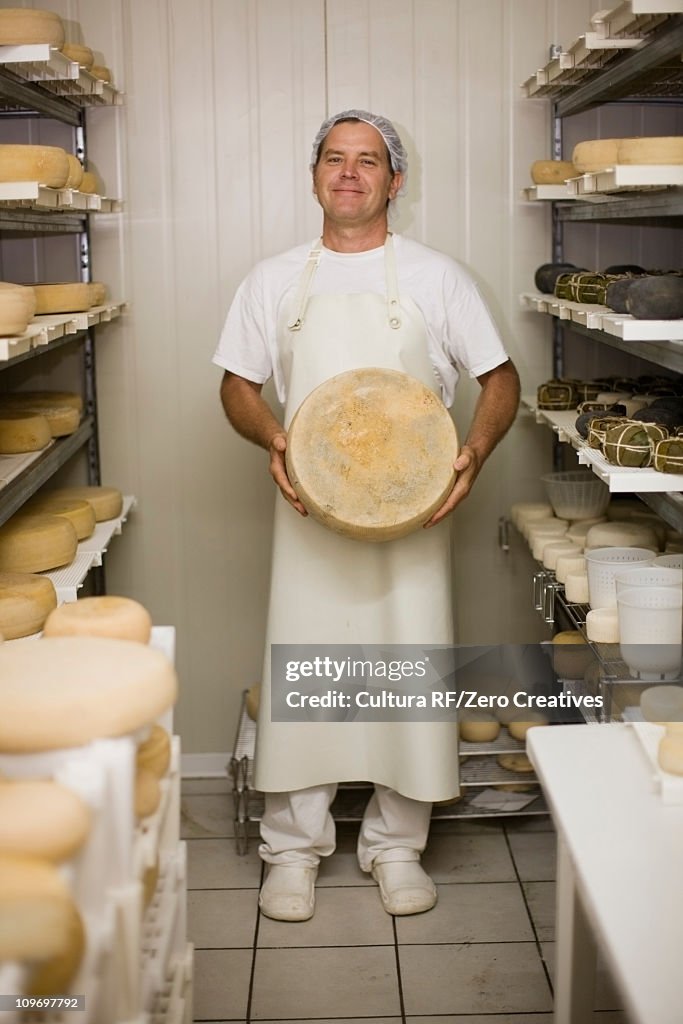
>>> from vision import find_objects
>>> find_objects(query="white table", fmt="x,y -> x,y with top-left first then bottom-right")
527,723 -> 683,1024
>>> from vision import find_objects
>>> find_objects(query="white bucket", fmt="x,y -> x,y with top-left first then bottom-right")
618,586 -> 683,682
585,547 -> 656,609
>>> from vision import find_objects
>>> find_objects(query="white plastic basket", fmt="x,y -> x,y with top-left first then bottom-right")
541,470 -> 610,520
585,546 -> 657,609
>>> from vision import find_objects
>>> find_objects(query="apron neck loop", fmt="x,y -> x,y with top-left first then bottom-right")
287,240 -> 323,331
384,233 -> 401,330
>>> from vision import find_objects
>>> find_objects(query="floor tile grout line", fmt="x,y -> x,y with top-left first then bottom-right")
502,825 -> 555,998
391,914 -> 407,1024
245,859 -> 266,1024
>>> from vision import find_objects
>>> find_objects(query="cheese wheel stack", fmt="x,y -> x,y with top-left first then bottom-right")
45,485 -> 123,522
0,780 -> 91,862
0,392 -> 80,438
23,496 -> 96,540
0,571 -> 57,639
0,144 -> 70,188
43,595 -> 152,643
0,282 -> 36,336
0,389 -> 83,414
0,8 -> 65,46
0,513 -> 78,573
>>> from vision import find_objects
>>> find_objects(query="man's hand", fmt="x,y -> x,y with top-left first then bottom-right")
424,444 -> 480,527
268,433 -> 308,516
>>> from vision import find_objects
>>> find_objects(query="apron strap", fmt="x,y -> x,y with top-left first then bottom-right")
287,240 -> 323,331
384,234 -> 402,330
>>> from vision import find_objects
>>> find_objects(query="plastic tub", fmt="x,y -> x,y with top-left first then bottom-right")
655,553 -> 683,570
541,471 -> 610,521
615,565 -> 683,596
618,586 -> 683,681
585,546 -> 656,609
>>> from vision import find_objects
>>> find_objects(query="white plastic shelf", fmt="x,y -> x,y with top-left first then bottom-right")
566,164 -> 683,196
0,43 -> 122,105
521,184 -> 579,202
0,180 -> 123,213
523,396 -> 683,493
0,440 -> 55,488
521,291 -> 683,342
0,303 -> 127,363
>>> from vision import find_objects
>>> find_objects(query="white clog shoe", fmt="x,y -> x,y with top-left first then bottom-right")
371,859 -> 437,916
258,864 -> 317,922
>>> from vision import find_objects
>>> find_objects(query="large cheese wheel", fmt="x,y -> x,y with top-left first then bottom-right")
508,714 -> 548,741
23,497 -> 95,540
0,636 -> 178,752
64,153 -> 83,190
286,368 -> 458,542
0,144 -> 69,188
0,8 -> 65,46
0,571 -> 57,639
136,725 -> 171,778
43,485 -> 123,522
459,712 -> 500,743
0,410 -> 51,453
530,160 -> 576,184
0,781 -> 90,862
0,513 -> 78,573
0,401 -> 79,438
87,281 -> 107,306
78,170 -> 100,194
134,768 -> 161,819
617,137 -> 683,166
90,64 -> 112,83
510,502 -> 553,529
586,607 -> 619,643
0,282 -> 36,336
0,854 -> 75,961
33,283 -> 95,314
564,571 -> 590,604
60,42 -> 94,69
43,595 -> 152,642
0,389 -> 83,414
572,139 -> 620,173
584,520 -> 659,551
26,899 -> 85,997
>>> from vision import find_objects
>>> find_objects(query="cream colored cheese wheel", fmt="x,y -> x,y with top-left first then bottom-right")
584,520 -> 659,551
511,502 -> 553,530
26,899 -> 85,997
555,554 -> 586,584
0,636 -> 177,752
617,136 -> 683,166
245,683 -> 260,721
63,153 -> 83,190
0,854 -> 75,961
0,513 -> 77,574
657,734 -> 683,776
497,752 -> 535,773
23,497 -> 95,540
586,607 -> 619,643
78,170 -> 100,194
43,595 -> 152,642
525,518 -> 567,544
90,64 -> 112,83
0,571 -> 57,639
639,685 -> 683,723
135,768 -> 161,820
285,368 -> 458,542
0,410 -> 51,454
0,389 -> 83,414
508,714 -> 548,741
542,540 -> 581,570
0,781 -> 90,862
564,571 -> 590,604
566,517 -> 606,548
136,725 -> 171,778
87,281 -> 107,306
33,282 -> 95,314
530,160 -> 576,184
572,138 -> 620,173
0,282 -> 36,336
459,712 -> 500,743
0,8 -> 65,46
0,144 -> 69,188
45,485 -> 123,522
0,402 -> 80,438
60,42 -> 94,68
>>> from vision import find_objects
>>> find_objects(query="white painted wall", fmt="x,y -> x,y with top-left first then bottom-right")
2,0 -> 644,753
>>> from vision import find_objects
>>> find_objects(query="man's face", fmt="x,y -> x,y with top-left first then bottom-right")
312,121 -> 402,228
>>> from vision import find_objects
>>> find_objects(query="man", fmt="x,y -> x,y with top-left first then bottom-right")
214,109 -> 520,923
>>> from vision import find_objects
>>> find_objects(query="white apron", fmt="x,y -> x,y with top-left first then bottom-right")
254,236 -> 460,802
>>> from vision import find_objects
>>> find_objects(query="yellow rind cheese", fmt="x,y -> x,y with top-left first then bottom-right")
0,390 -> 83,414
64,153 -> 84,190
0,513 -> 78,574
0,144 -> 69,188
0,854 -> 75,961
45,485 -> 123,522
0,9 -> 65,47
23,497 -> 95,540
0,571 -> 57,639
617,136 -> 683,166
43,595 -> 152,643
530,159 -> 577,184
26,899 -> 85,997
90,64 -> 112,83
33,283 -> 95,315
136,725 -> 171,778
78,170 -> 100,194
134,768 -> 161,820
60,42 -> 94,68
572,138 -> 620,173
0,282 -> 36,336
0,781 -> 90,862
0,410 -> 51,454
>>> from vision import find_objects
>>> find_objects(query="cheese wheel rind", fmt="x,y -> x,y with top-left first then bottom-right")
0,410 -> 51,453
530,160 -> 576,184
60,43 -> 94,68
43,595 -> 152,643
0,144 -> 69,188
0,513 -> 78,574
33,283 -> 95,314
136,725 -> 171,778
0,282 -> 36,335
572,138 -> 620,173
0,781 -> 90,861
45,485 -> 123,522
0,570 -> 57,639
23,497 -> 95,540
0,9 -> 65,47
0,854 -> 74,961
617,136 -> 683,166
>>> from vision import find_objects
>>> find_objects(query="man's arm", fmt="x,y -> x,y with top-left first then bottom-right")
426,358 -> 520,526
219,371 -> 307,515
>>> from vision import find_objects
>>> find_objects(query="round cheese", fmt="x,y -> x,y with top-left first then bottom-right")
285,368 -> 458,542
571,138 -> 620,173
0,9 -> 65,46
0,513 -> 77,574
551,629 -> 592,676
497,752 -> 535,773
0,781 -> 90,861
542,540 -> 581,570
90,65 -> 112,83
584,520 -> 659,551
23,497 -> 95,540
0,571 -> 57,639
0,144 -> 69,188
555,554 -> 586,584
245,683 -> 260,721
33,283 -> 95,314
87,281 -> 107,306
45,485 -> 123,522
640,685 -> 683,723
0,389 -> 83,414
510,502 -> 553,530
525,518 -> 567,543
657,734 -> 683,776
0,282 -> 36,336
530,159 -> 576,184
63,153 -> 83,190
0,402 -> 80,438
0,410 -> 51,454
565,517 -> 607,547
586,607 -> 619,643
136,725 -> 171,778
617,136 -> 683,166
78,170 -> 100,194
459,712 -> 500,743
135,768 -> 161,819
564,571 -> 590,604
508,715 -> 548,741
60,42 -> 94,68
43,595 -> 152,643
0,854 -> 75,961
0,637 -> 178,752
26,899 -> 85,997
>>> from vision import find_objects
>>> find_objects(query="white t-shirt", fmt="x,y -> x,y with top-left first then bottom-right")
212,234 -> 509,408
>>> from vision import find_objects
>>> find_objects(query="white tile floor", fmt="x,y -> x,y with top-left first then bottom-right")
182,779 -> 628,1024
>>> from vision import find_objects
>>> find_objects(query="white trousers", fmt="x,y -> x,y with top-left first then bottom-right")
258,784 -> 432,873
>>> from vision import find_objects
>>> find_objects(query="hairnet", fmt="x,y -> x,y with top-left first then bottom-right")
310,109 -> 408,194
